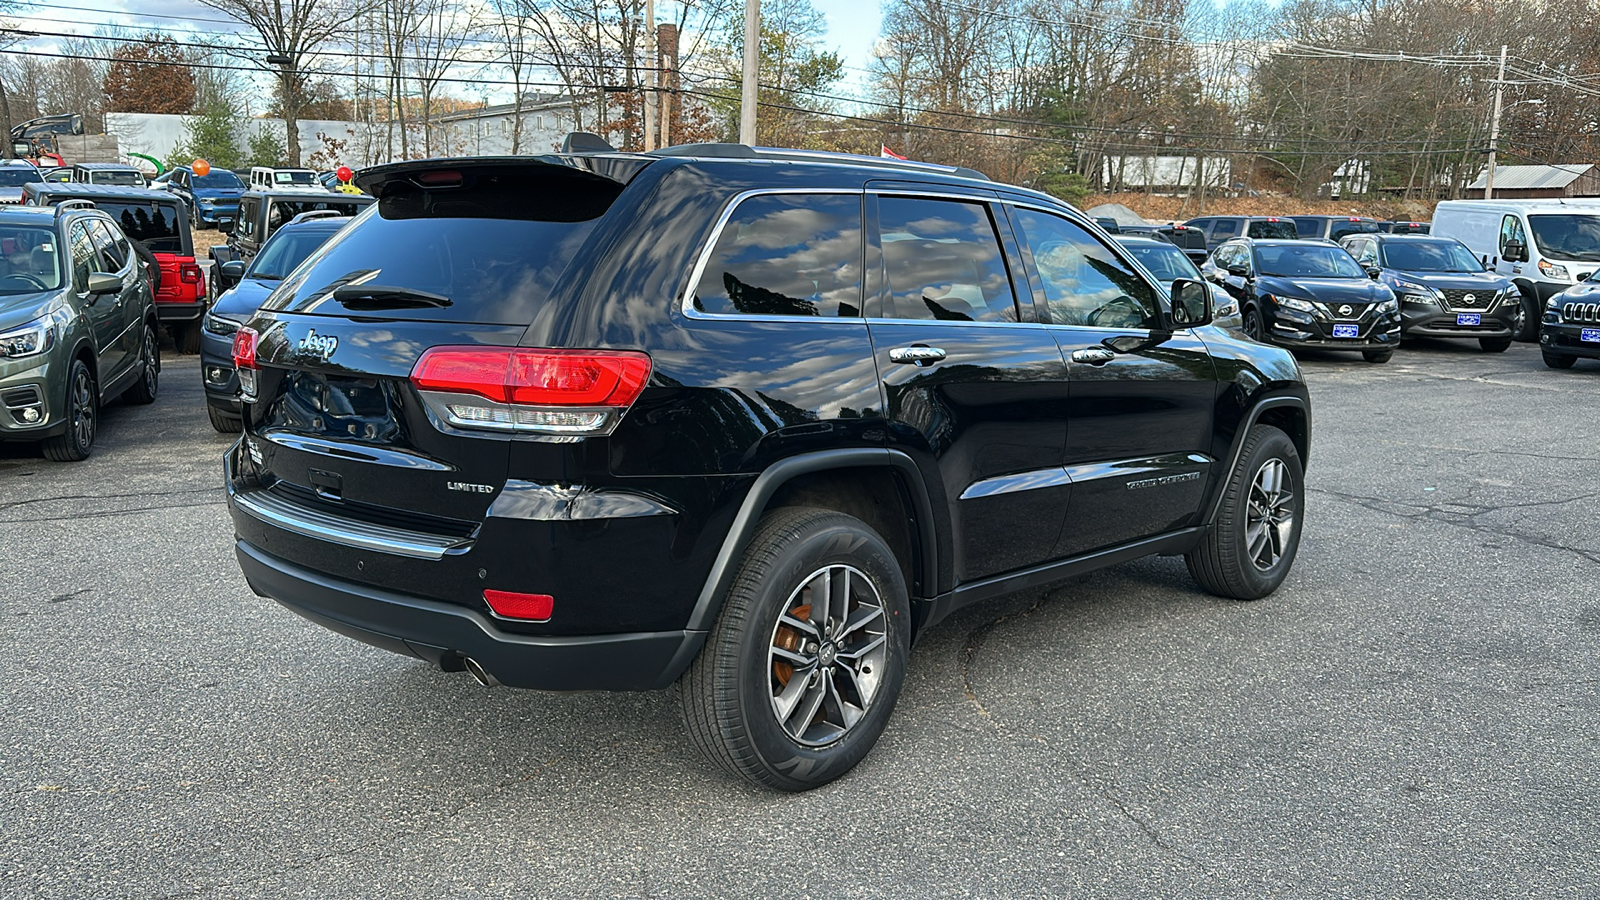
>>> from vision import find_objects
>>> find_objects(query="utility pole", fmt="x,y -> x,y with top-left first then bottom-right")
643,0 -> 656,150
739,0 -> 759,145
1486,44 -> 1506,200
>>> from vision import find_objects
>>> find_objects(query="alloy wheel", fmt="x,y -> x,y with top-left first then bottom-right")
766,565 -> 888,746
69,367 -> 94,449
1245,458 -> 1294,571
1245,309 -> 1263,341
142,328 -> 158,394
1511,301 -> 1527,339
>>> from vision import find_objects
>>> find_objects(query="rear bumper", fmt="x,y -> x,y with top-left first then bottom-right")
156,301 -> 206,324
199,328 -> 240,407
234,539 -> 705,691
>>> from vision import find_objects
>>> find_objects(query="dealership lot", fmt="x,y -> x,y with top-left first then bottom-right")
1,342 -> 1596,897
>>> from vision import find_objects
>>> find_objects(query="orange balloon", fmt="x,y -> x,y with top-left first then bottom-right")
192,159 -> 211,177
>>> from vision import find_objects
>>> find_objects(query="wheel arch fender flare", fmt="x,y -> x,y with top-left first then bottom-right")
1202,395 -> 1310,528
684,448 -> 940,635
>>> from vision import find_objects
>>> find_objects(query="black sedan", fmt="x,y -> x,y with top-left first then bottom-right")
1203,238 -> 1401,362
1339,234 -> 1516,352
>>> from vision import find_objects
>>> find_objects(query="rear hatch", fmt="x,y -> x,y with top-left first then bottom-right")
232,158 -> 644,550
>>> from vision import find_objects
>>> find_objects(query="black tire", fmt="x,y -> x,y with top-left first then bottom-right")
42,359 -> 96,462
1362,349 -> 1393,363
1542,351 -> 1576,369
1186,424 -> 1304,600
1511,290 -> 1538,342
207,404 -> 242,433
171,322 -> 201,354
680,507 -> 911,792
1479,337 -> 1512,353
122,321 -> 160,404
1243,306 -> 1264,342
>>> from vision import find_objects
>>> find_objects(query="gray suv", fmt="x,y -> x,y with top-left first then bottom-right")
0,203 -> 158,460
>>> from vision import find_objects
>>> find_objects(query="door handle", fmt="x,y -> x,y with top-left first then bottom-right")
888,346 -> 947,365
1070,347 -> 1117,365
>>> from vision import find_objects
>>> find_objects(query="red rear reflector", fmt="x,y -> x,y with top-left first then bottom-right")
232,326 -> 259,369
412,347 -> 651,406
483,590 -> 553,621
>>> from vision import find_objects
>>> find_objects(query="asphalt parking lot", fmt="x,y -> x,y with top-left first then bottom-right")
2,339 -> 1597,898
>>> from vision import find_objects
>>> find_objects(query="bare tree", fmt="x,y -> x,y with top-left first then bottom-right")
193,0 -> 364,165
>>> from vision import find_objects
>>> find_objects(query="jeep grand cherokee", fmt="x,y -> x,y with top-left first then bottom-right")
226,142 -> 1312,791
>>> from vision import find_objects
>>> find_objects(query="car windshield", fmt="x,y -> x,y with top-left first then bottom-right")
265,198 -> 367,231
1527,214 -> 1600,262
194,170 -> 242,189
0,225 -> 63,292
273,171 -> 317,185
1254,244 -> 1367,278
91,171 -> 145,186
0,169 -> 40,187
92,201 -> 185,253
1248,220 -> 1298,239
1381,240 -> 1482,273
247,228 -> 336,280
1122,241 -> 1201,283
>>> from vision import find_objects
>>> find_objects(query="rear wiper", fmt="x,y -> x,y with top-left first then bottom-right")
331,284 -> 452,309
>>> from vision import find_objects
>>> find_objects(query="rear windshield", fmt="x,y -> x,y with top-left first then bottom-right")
1122,241 -> 1201,282
0,225 -> 62,292
259,169 -> 601,320
1248,220 -> 1298,240
93,201 -> 186,253
246,227 -> 338,280
274,171 -> 317,185
0,169 -> 40,187
90,171 -> 145,187
1329,220 -> 1380,240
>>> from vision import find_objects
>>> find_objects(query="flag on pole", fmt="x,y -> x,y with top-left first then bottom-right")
880,145 -> 908,160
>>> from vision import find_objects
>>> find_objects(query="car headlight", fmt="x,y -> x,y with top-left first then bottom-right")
1377,298 -> 1400,313
198,198 -> 216,207
1271,295 -> 1316,313
0,316 -> 55,359
1215,301 -> 1237,318
1538,259 -> 1570,280
202,311 -> 239,337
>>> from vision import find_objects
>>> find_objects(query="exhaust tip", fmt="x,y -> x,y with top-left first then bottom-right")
462,656 -> 499,688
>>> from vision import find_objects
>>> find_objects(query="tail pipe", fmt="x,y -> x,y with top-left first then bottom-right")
462,656 -> 499,688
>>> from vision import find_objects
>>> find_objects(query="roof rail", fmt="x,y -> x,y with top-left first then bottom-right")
647,143 -> 990,181
55,199 -> 97,213
286,209 -> 347,225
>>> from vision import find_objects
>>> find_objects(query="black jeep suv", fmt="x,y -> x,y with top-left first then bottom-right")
225,144 -> 1312,791
1204,237 -> 1401,362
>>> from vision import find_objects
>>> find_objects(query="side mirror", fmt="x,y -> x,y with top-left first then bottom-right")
217,217 -> 235,235
1502,240 -> 1526,263
86,272 -> 121,295
220,260 -> 247,281
1366,266 -> 1381,279
1226,264 -> 1249,277
1170,278 -> 1213,328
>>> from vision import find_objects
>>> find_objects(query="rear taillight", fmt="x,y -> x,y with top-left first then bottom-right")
180,262 -> 203,286
232,326 -> 259,400
410,347 -> 651,436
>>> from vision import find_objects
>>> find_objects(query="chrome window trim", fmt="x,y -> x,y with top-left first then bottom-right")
679,187 -> 868,324
1002,199 -> 1172,329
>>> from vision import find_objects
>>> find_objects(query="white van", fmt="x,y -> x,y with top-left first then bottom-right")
1433,199 -> 1600,340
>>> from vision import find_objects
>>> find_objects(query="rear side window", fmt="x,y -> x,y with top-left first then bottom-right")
68,222 -> 95,292
265,198 -> 366,231
692,193 -> 862,317
263,168 -> 613,324
1248,219 -> 1298,239
1210,219 -> 1239,238
877,196 -> 1017,322
1293,218 -> 1321,238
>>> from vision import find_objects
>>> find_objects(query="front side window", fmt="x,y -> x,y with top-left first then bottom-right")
1526,214 -> 1600,262
877,196 -> 1016,322
0,225 -> 63,292
1210,219 -> 1239,238
1352,240 -> 1378,266
87,220 -> 127,270
1014,207 -> 1160,329
1499,215 -> 1525,255
692,192 -> 862,317
68,223 -> 95,292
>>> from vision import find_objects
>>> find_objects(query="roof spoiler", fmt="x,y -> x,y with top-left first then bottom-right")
353,154 -> 653,197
